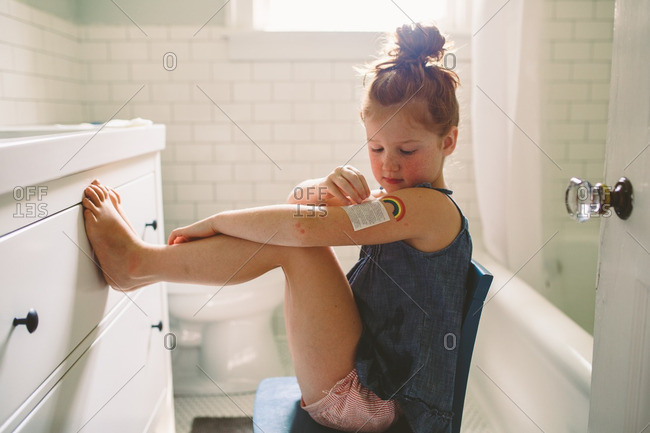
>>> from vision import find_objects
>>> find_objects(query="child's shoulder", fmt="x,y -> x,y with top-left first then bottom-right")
374,187 -> 462,253
371,186 -> 455,206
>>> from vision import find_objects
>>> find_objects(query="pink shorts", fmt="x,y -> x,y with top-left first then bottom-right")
301,369 -> 401,432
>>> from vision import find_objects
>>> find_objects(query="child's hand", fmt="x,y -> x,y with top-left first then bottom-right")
167,218 -> 219,245
322,165 -> 371,205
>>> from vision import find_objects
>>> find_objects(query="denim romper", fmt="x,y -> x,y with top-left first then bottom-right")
346,183 -> 472,433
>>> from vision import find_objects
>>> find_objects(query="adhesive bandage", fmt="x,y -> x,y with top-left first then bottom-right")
343,200 -> 390,231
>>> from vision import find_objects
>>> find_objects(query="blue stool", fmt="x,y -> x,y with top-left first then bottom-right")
253,259 -> 493,433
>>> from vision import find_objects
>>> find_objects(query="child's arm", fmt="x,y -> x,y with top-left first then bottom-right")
286,165 -> 370,206
169,165 -> 370,245
168,187 -> 458,250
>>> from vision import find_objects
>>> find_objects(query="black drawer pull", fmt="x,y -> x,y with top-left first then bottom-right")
13,309 -> 39,333
152,320 -> 163,332
145,220 -> 158,231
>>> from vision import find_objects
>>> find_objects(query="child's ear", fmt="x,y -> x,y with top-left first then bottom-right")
442,127 -> 458,155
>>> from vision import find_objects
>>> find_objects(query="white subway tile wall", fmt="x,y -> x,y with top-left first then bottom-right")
541,0 -> 614,238
0,1 -> 84,124
73,26 -> 476,263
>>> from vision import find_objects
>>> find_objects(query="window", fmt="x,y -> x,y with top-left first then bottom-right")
248,0 -> 467,32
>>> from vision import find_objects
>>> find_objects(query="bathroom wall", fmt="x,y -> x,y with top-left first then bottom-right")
542,0 -> 614,236
78,30 -> 477,259
0,2 -> 478,254
0,0 -> 85,124
539,0 -> 614,333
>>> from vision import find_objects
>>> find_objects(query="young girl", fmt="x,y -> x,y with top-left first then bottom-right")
82,23 -> 471,433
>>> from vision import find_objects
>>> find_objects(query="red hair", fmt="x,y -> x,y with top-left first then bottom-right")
361,24 -> 460,136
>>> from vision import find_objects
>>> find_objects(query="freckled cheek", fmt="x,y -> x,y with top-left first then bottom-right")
403,160 -> 423,177
412,156 -> 436,174
369,155 -> 382,171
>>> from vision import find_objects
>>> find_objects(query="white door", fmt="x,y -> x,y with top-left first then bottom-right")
588,0 -> 650,431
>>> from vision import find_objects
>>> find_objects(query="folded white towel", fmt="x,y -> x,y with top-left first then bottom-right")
54,118 -> 154,130
104,118 -> 154,128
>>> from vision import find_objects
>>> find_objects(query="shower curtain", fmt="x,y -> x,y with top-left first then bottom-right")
471,0 -> 543,285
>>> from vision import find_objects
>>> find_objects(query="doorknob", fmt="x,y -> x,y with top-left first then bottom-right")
13,309 -> 39,333
566,177 -> 633,222
145,219 -> 157,230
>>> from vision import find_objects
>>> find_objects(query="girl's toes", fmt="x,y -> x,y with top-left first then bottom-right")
90,184 -> 107,200
100,185 -> 114,200
82,197 -> 99,213
84,186 -> 101,206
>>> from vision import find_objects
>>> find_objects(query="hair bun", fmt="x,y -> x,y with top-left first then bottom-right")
360,23 -> 459,136
391,24 -> 446,65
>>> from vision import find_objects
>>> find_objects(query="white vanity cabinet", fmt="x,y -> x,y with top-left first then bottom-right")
0,125 -> 174,433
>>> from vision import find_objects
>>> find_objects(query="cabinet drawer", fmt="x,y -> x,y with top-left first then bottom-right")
13,284 -> 167,433
0,174 -> 160,425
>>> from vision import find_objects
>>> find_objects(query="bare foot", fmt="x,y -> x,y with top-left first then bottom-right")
92,182 -> 156,291
82,182 -> 151,291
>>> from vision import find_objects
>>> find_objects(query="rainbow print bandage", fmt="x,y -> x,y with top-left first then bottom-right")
381,196 -> 405,221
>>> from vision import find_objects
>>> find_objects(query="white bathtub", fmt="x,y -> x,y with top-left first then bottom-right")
467,249 -> 593,433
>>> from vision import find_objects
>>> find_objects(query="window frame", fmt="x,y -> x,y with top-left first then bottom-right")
227,0 -> 470,34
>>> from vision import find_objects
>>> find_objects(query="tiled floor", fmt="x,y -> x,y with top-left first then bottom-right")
174,393 -> 256,433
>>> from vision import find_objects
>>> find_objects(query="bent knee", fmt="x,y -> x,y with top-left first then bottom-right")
283,245 -> 337,263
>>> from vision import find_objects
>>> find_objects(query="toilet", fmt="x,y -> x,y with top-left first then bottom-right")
166,267 -> 286,395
